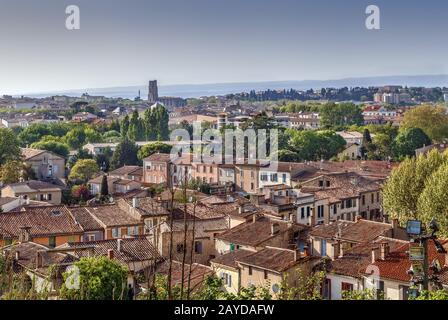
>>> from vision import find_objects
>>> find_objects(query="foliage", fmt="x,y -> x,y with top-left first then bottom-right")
392,127 -> 431,160
278,268 -> 325,300
319,102 -> 364,130
285,129 -> 346,161
382,149 -> 448,226
110,137 -> 139,169
65,127 -> 87,150
60,256 -> 128,300
401,105 -> 448,142
71,185 -> 92,202
417,162 -> 448,237
0,128 -> 21,165
100,175 -> 109,197
411,290 -> 448,300
143,104 -> 169,140
138,142 -> 172,161
69,159 -> 100,183
342,288 -> 386,300
0,161 -> 23,184
31,140 -> 70,158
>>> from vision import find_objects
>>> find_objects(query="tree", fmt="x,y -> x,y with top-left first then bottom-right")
120,115 -> 130,138
71,184 -> 92,202
342,288 -> 386,300
31,140 -> 70,158
319,102 -> 364,129
94,147 -> 113,172
84,128 -> 103,143
137,142 -> 172,161
69,159 -> 100,183
361,128 -> 373,159
392,127 -> 431,160
100,175 -> 109,197
411,290 -> 448,300
0,160 -> 22,184
110,137 -> 139,169
417,162 -> 448,237
127,110 -> 144,141
60,256 -> 128,300
0,128 -> 21,165
401,105 -> 448,142
143,104 -> 169,141
65,127 -> 87,150
287,130 -> 346,161
278,268 -> 326,300
382,149 -> 448,224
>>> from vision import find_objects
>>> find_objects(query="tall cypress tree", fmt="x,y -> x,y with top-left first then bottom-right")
100,174 -> 109,197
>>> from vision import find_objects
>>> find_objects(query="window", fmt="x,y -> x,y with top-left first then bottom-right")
333,205 -> 337,215
271,174 -> 278,182
112,228 -> 121,239
326,181 -> 330,187
127,226 -> 139,236
371,193 -> 374,203
282,174 -> 287,183
221,273 -> 232,287
251,183 -> 254,190
319,180 -> 324,187
209,166 -> 213,173
87,234 -> 96,242
230,243 -> 235,252
377,192 -> 380,203
317,205 -> 324,218
306,207 -> 311,217
194,241 -> 203,254
261,174 -> 268,181
40,194 -> 45,201
301,208 -> 305,219
49,236 -> 56,248
341,282 -> 354,292
176,244 -> 184,254
378,280 -> 385,296
320,239 -> 327,256
362,195 -> 366,206
48,194 -> 52,201
248,266 -> 253,276
264,270 -> 268,279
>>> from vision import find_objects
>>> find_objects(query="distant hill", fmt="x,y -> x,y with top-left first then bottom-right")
25,74 -> 448,99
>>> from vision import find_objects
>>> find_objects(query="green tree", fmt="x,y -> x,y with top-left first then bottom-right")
392,127 -> 431,160
0,128 -> 21,165
60,256 -> 128,300
65,127 -> 87,150
382,149 -> 448,224
0,160 -> 22,184
342,288 -> 386,300
401,105 -> 448,142
71,184 -> 92,202
84,128 -> 104,143
411,290 -> 448,300
100,175 -> 109,197
319,102 -> 364,129
69,159 -> 100,183
120,115 -> 130,138
128,110 -> 144,141
137,142 -> 172,161
31,140 -> 70,158
417,162 -> 448,236
110,137 -> 139,169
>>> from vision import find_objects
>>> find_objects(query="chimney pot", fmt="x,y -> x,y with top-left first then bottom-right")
19,226 -> 31,243
15,251 -> 20,260
371,248 -> 377,264
117,239 -> 123,253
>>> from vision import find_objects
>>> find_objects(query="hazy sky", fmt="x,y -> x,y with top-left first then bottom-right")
0,0 -> 447,94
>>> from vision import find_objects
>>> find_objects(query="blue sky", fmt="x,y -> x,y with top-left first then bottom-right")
0,0 -> 447,94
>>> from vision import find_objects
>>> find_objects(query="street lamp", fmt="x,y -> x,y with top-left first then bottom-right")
406,218 -> 446,296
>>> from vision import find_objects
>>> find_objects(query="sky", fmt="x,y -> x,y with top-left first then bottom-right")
0,0 -> 447,94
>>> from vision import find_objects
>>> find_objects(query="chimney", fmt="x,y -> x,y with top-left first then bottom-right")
19,226 -> 31,243
238,205 -> 244,215
271,222 -> 280,236
391,218 -> 399,229
36,251 -> 44,268
107,249 -> 115,260
371,248 -> 377,264
380,242 -> 390,260
15,251 -> 20,261
132,197 -> 139,208
294,249 -> 301,261
333,241 -> 341,260
355,215 -> 362,222
117,239 -> 123,253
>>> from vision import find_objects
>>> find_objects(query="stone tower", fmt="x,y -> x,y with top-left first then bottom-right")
148,80 -> 159,103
